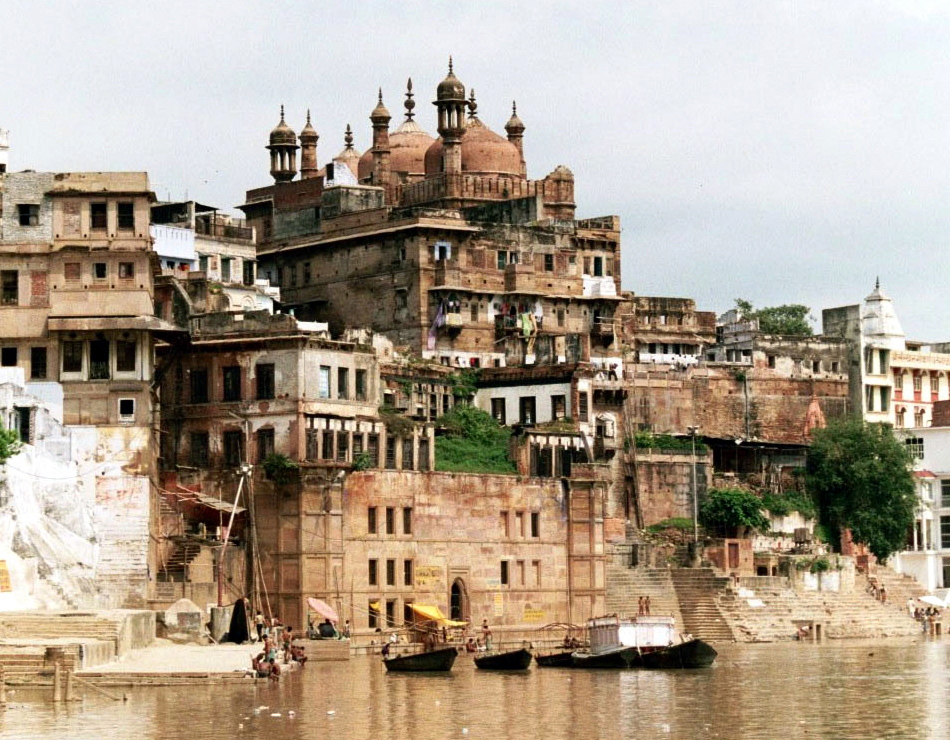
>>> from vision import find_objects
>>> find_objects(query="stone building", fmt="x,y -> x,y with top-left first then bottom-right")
0,168 -> 180,608
239,63 -> 622,375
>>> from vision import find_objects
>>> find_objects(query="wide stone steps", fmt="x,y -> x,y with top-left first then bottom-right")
669,568 -> 736,641
605,565 -> 684,628
0,614 -> 121,644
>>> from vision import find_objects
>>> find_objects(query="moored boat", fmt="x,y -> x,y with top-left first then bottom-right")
571,615 -> 716,670
570,644 -> 636,668
638,638 -> 717,669
533,622 -> 585,668
474,647 -> 532,670
384,646 -> 458,672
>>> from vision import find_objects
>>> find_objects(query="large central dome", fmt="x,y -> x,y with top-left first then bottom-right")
359,118 -> 435,180
424,118 -> 522,177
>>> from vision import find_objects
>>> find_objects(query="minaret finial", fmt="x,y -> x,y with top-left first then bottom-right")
344,123 -> 354,149
512,100 -> 517,115
467,89 -> 477,119
876,276 -> 880,290
306,108 -> 311,125
378,87 -> 383,104
449,56 -> 454,74
405,78 -> 415,121
280,104 -> 285,122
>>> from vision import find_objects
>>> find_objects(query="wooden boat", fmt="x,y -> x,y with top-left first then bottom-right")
474,648 -> 532,670
637,638 -> 718,669
384,646 -> 458,672
535,650 -> 576,667
570,645 -> 636,668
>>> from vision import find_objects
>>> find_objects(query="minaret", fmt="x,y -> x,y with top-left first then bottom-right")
505,101 -> 526,177
434,57 -> 466,177
299,110 -> 319,179
267,105 -> 298,183
370,89 -> 392,196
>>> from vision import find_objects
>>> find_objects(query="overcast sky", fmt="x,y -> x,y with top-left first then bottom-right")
3,0 -> 948,338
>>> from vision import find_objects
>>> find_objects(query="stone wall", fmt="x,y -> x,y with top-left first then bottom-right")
635,451 -> 711,526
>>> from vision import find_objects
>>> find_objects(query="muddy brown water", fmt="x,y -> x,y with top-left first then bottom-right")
3,639 -> 948,740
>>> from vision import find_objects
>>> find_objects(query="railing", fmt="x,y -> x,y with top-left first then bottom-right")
195,220 -> 254,242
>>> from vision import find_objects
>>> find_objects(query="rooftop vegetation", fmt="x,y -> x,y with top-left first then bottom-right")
434,405 -> 517,475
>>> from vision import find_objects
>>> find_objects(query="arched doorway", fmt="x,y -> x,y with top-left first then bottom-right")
450,578 -> 469,622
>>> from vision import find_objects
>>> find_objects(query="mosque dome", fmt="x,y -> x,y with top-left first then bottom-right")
269,106 -> 297,147
359,79 -> 434,181
424,118 -> 522,177
436,57 -> 465,101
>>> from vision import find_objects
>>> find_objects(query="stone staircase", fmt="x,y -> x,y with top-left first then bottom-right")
605,564 -> 684,628
0,612 -> 123,644
162,539 -> 202,581
717,572 -> 924,642
670,568 -> 736,642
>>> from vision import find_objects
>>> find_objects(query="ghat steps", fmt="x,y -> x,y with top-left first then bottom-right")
605,564 -> 684,628
669,568 -> 736,641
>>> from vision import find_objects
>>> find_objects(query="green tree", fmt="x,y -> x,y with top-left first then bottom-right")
699,487 -> 770,535
806,419 -> 916,561
0,426 -> 21,465
735,299 -> 814,336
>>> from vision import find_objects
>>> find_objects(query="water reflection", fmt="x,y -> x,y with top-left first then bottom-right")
2,639 -> 948,740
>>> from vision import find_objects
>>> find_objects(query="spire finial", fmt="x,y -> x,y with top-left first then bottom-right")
306,108 -> 311,125
405,77 -> 416,121
378,87 -> 383,104
280,104 -> 285,122
448,55 -> 453,74
467,88 -> 477,119
344,123 -> 353,149
876,276 -> 880,290
512,100 -> 517,116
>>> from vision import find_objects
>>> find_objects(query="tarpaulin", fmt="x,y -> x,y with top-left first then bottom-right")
409,603 -> 468,627
307,597 -> 339,623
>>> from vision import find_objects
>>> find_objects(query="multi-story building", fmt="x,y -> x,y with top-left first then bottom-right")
823,281 -> 950,428
0,166 -> 180,608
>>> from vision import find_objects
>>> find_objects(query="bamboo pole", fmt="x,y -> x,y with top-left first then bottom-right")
52,661 -> 62,702
69,674 -> 125,701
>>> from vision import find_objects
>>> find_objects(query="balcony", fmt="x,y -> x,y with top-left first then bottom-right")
504,262 -> 536,293
433,260 -> 462,287
591,317 -> 615,344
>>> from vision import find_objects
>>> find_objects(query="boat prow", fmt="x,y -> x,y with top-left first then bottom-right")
384,646 -> 458,672
474,648 -> 532,670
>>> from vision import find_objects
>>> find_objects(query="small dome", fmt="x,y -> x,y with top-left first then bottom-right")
505,101 -> 525,135
436,57 -> 465,101
269,105 -> 297,147
299,110 -> 318,143
424,118 -> 523,177
370,89 -> 391,122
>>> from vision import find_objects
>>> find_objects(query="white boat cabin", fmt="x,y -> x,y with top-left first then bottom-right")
588,616 -> 676,654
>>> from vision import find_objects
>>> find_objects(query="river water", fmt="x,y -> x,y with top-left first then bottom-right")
3,638 -> 948,740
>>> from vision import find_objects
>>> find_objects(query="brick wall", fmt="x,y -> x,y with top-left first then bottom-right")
0,172 -> 54,243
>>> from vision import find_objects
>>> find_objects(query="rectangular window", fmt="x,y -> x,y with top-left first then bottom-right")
532,560 -> 541,586
257,428 -> 275,463
64,262 -> 81,283
256,363 -> 275,400
1,347 -> 16,367
551,394 -> 566,420
940,480 -> 950,509
812,360 -> 821,373
491,398 -> 506,425
355,369 -> 367,401
190,432 -> 209,467
386,559 -> 396,587
497,250 -> 507,270
222,366 -> 241,401
223,430 -> 243,467
544,253 -> 554,272
500,561 -> 509,586
30,346 -> 46,379
516,511 -> 525,537
403,507 -> 412,535
337,367 -> 349,399
583,256 -> 591,275
914,375 -> 922,392
303,262 -> 311,284
368,559 -> 378,586
402,438 -> 414,470
593,256 -> 603,276
404,559 -> 413,586
368,506 -> 377,534
62,341 -> 82,373
288,264 -> 296,287
385,599 -> 396,627
353,434 -> 364,456
93,262 -> 107,280
1,271 -> 18,305
906,437 -> 924,460
500,510 -> 509,538
418,438 -> 430,471
118,262 -> 135,279
831,361 -> 840,373
519,396 -> 536,425
531,512 -> 540,538
117,202 -> 134,231
336,430 -> 348,461
517,559 -> 525,586
89,338 -> 110,380
557,308 -> 565,328
17,204 -> 39,226
220,258 -> 231,283
319,366 -> 331,398
191,368 -> 208,403
386,506 -> 395,535
115,339 -> 136,372
578,392 -> 589,422
90,202 -> 107,230
243,260 -> 255,286
367,433 -> 379,466
941,516 -> 950,550
768,355 -> 776,369
322,430 -> 334,460
368,601 -> 379,628
385,436 -> 397,469
470,302 -> 478,322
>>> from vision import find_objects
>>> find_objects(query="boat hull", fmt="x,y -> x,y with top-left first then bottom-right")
637,639 -> 717,669
474,648 -> 533,670
384,646 -> 458,672
570,646 -> 637,669
535,650 -> 575,667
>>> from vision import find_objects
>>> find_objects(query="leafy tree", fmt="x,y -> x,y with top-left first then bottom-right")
699,487 -> 770,535
735,299 -> 814,336
0,426 -> 21,465
806,419 -> 916,561
435,405 -> 516,474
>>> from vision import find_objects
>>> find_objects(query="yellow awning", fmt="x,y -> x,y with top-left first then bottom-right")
409,603 -> 468,627
369,601 -> 381,611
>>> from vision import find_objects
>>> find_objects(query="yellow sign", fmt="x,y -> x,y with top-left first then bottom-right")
0,561 -> 11,592
415,566 -> 443,587
523,608 -> 545,623
493,592 -> 504,617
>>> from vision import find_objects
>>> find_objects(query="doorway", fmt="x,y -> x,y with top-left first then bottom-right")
728,542 -> 740,570
450,578 -> 469,622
